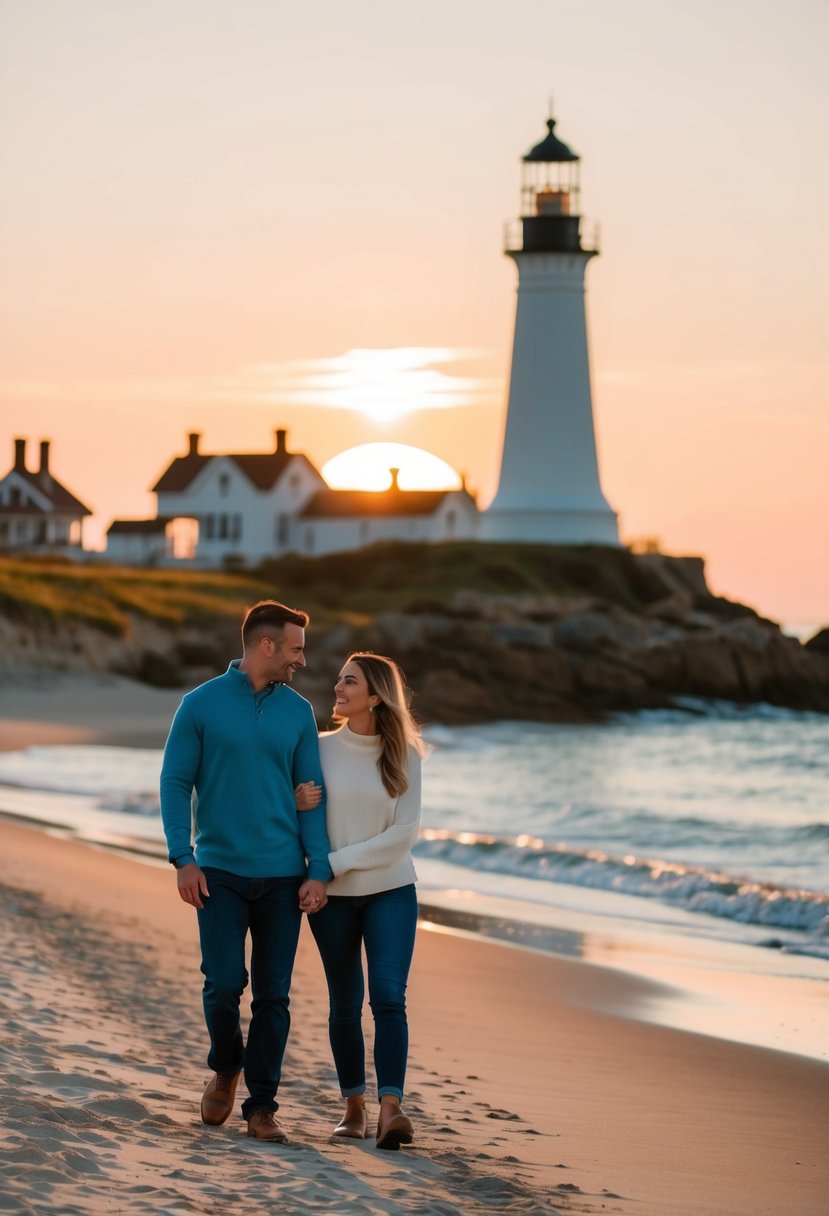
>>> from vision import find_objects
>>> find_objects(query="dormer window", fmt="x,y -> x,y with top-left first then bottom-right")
219,472 -> 231,497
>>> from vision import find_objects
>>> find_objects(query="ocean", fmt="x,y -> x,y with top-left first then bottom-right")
0,700 -> 826,961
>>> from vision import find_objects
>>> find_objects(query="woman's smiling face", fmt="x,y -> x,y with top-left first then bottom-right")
333,660 -> 379,721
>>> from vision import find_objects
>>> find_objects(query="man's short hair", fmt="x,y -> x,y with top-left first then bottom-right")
242,599 -> 309,646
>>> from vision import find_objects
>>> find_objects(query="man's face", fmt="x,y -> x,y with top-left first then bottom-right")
268,623 -> 306,683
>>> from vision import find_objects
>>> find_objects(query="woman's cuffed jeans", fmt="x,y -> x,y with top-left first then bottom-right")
197,867 -> 303,1119
309,883 -> 417,1100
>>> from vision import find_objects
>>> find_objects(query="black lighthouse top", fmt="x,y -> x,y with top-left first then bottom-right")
505,113 -> 597,256
523,118 -> 579,164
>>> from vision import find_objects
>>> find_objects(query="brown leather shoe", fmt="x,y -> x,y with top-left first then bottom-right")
200,1071 -> 241,1126
375,1108 -> 413,1151
247,1109 -> 288,1142
332,1104 -> 368,1139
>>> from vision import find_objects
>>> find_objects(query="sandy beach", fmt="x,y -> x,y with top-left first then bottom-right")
0,675 -> 186,753
0,679 -> 827,1215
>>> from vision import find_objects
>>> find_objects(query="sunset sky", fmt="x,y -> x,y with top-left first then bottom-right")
1,0 -> 827,629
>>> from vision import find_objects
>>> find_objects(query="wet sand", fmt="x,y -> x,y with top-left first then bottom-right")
0,819 -> 827,1216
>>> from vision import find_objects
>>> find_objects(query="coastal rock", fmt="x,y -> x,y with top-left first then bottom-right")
635,553 -> 709,598
449,589 -> 568,622
491,621 -> 553,648
643,590 -> 695,623
1,546 -> 827,723
552,609 -> 651,653
805,627 -> 829,655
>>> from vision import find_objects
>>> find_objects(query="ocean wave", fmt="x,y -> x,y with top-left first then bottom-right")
413,830 -> 829,940
572,810 -> 829,853
791,822 -> 829,841
614,698 -> 829,725
98,793 -> 161,817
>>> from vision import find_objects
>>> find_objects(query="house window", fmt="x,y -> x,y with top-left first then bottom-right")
219,472 -> 231,497
289,473 -> 301,495
231,513 -> 242,541
445,509 -> 456,538
9,487 -> 20,507
204,514 -> 215,540
276,514 -> 290,546
305,527 -> 315,552
218,513 -> 229,539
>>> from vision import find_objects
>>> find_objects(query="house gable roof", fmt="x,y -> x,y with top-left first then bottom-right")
228,453 -> 300,491
0,469 -> 92,517
300,487 -> 474,520
107,517 -> 170,536
152,449 -> 320,494
151,452 -> 211,494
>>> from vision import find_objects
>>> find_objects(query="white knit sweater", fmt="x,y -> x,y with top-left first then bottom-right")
319,726 -> 420,897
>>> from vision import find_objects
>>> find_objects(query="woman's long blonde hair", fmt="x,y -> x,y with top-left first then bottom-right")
336,652 -> 424,798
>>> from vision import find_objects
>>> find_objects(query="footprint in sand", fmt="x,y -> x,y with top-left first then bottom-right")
85,1096 -> 166,1121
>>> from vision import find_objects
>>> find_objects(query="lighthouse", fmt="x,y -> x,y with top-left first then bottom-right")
482,114 -> 619,545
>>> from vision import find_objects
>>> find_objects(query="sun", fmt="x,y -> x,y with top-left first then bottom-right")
322,443 -> 462,492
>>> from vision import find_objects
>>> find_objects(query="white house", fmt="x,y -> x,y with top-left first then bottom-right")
0,438 -> 91,553
154,428 -> 326,565
295,472 -> 479,556
107,429 -> 325,566
105,517 -> 177,566
106,429 -> 478,567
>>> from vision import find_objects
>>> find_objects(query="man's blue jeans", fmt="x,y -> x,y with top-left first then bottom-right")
197,867 -> 303,1119
308,883 -> 417,1100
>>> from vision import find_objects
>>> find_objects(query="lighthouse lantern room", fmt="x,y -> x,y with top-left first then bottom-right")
483,113 -> 619,546
519,118 -> 585,250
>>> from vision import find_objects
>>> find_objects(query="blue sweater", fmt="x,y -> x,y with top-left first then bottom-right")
160,661 -> 331,881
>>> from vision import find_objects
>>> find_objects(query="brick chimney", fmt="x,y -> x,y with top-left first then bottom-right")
39,440 -> 51,477
187,432 -> 200,457
274,428 -> 287,455
14,438 -> 26,472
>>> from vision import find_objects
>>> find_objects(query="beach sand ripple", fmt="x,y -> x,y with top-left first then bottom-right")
0,879 -> 569,1215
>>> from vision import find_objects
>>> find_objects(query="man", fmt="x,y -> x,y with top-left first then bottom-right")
160,599 -> 330,1142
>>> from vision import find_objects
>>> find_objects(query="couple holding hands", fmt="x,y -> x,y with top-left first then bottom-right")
160,599 -> 424,1151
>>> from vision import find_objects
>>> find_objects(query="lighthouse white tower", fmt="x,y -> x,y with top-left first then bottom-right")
483,115 -> 618,545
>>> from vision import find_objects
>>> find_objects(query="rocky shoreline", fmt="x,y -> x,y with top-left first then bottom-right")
1,549 -> 826,724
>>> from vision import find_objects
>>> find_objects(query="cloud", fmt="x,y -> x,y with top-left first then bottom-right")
248,347 -> 500,421
0,348 -> 501,421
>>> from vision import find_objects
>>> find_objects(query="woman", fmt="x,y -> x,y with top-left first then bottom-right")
296,652 -> 424,1150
